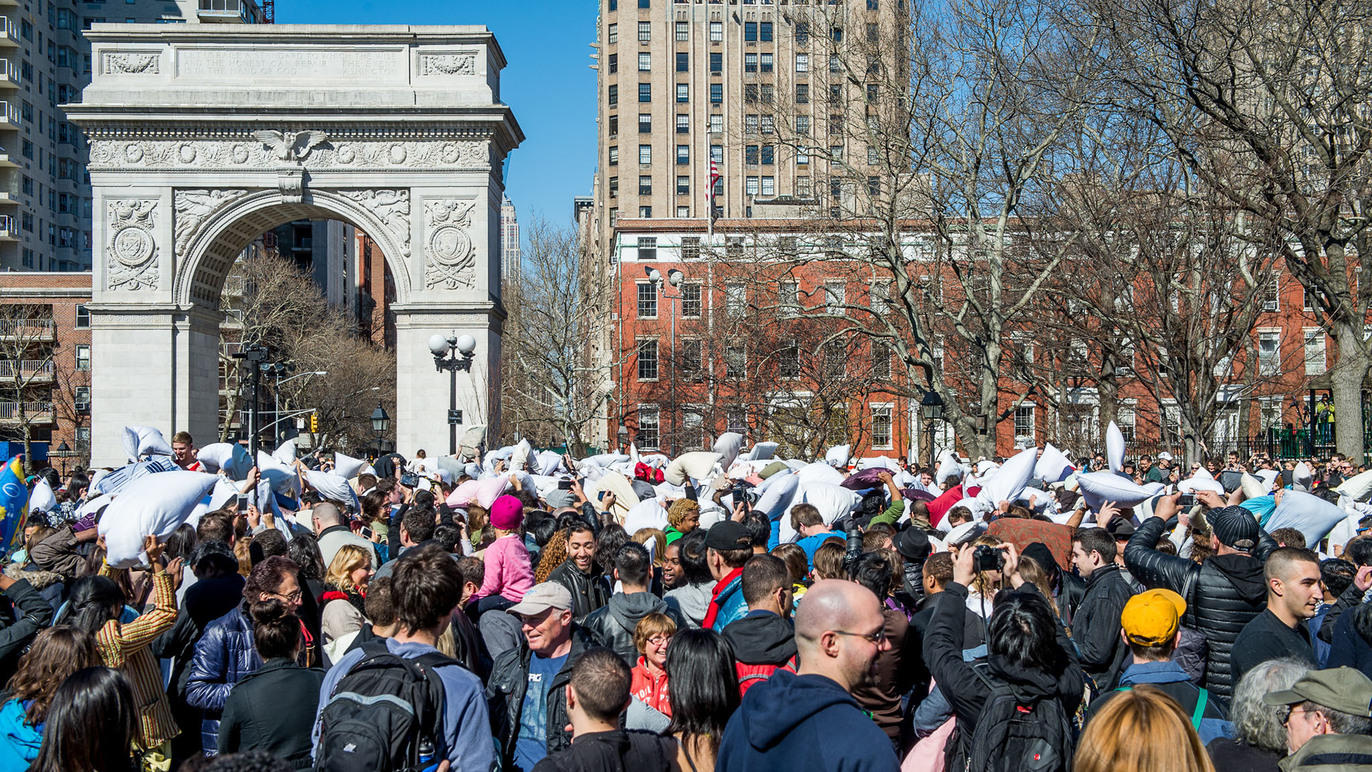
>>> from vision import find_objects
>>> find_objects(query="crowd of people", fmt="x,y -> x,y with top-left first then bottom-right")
1,428 -> 1372,771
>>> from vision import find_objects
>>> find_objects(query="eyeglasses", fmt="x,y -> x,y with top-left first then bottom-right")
1284,705 -> 1311,726
833,628 -> 886,645
646,634 -> 672,646
269,589 -> 303,604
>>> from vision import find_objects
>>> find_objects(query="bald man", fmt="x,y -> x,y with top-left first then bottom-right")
313,501 -> 378,569
717,579 -> 899,771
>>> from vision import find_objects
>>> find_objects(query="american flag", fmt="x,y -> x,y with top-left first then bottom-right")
709,160 -> 721,221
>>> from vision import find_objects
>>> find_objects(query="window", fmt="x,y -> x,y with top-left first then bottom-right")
872,342 -> 890,378
637,406 -> 660,448
761,145 -> 775,165
870,281 -> 889,315
746,176 -> 760,196
1014,405 -> 1035,441
779,281 -> 800,316
745,144 -> 760,165
676,144 -> 689,164
75,304 -> 90,328
676,52 -> 689,72
639,144 -> 652,164
725,346 -> 746,379
761,115 -> 774,134
676,114 -> 689,133
797,147 -> 810,165
725,283 -> 747,316
761,176 -> 775,196
676,206 -> 690,217
868,0 -> 880,8
609,146 -> 619,165
676,21 -> 688,41
824,281 -> 845,312
868,176 -> 881,197
1118,403 -> 1137,443
710,52 -> 722,72
639,83 -> 652,102
711,145 -> 723,163
639,113 -> 652,133
779,342 -> 800,378
682,339 -> 704,382
638,52 -> 651,71
608,23 -> 618,44
796,53 -> 809,73
75,344 -> 90,371
640,0 -> 650,7
710,114 -> 723,133
760,84 -> 774,103
637,282 -> 659,317
745,54 -> 758,73
831,26 -> 844,42
609,176 -> 619,197
608,53 -> 618,74
638,21 -> 651,42
640,206 -> 653,217
710,83 -> 722,103
1263,273 -> 1280,311
872,405 -> 893,449
745,114 -> 759,134
1305,329 -> 1326,375
638,236 -> 657,260
797,176 -> 811,196
639,175 -> 653,194
682,282 -> 703,316
796,84 -> 810,105
1258,330 -> 1280,376
795,21 -> 810,44
681,238 -> 701,261
709,21 -> 722,42
745,22 -> 757,41
760,54 -> 773,73
638,340 -> 660,380
760,21 -> 773,41
609,114 -> 619,135
676,175 -> 689,195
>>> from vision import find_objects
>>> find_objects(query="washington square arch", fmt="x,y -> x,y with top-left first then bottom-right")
64,24 -> 523,466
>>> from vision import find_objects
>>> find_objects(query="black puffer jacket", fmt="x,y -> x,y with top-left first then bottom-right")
1124,517 -> 1276,701
580,591 -> 689,666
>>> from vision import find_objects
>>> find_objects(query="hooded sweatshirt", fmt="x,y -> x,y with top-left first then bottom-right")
722,611 -> 797,695
0,698 -> 40,772
716,671 -> 898,772
581,592 -> 687,665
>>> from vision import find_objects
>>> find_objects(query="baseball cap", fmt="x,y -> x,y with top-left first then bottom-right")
1157,452 -> 1173,462
506,582 -> 573,617
1120,588 -> 1186,646
704,520 -> 752,550
1263,667 -> 1372,718
1210,506 -> 1260,552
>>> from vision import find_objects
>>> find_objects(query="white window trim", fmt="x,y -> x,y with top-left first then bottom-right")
871,402 -> 895,450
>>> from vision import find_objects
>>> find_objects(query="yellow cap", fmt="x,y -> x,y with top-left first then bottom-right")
1120,588 -> 1187,646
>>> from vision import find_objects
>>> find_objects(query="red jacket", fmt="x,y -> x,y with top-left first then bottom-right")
736,656 -> 797,697
927,484 -> 964,528
630,658 -> 671,716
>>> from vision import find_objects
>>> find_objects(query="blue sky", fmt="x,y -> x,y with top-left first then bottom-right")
278,1 -> 598,242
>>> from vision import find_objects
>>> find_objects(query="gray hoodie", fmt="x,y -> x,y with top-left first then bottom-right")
665,581 -> 713,628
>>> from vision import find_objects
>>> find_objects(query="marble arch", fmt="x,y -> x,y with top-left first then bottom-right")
67,24 -> 522,465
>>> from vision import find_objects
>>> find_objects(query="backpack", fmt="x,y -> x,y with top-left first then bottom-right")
958,664 -> 1074,772
315,639 -> 457,772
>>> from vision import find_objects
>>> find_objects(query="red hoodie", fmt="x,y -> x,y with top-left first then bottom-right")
927,484 -> 964,528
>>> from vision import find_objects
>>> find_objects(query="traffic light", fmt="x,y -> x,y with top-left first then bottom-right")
309,411 -> 319,433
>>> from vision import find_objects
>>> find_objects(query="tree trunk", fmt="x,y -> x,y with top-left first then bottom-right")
1330,324 -> 1370,461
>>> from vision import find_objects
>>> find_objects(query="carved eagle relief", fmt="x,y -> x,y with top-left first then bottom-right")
252,130 -> 329,162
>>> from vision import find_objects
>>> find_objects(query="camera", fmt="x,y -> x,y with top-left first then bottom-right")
1177,492 -> 1196,507
235,493 -> 248,511
399,472 -> 419,488
972,544 -> 1004,573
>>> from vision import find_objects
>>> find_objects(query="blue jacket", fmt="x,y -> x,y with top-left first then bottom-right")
1326,606 -> 1372,681
797,531 -> 840,567
185,604 -> 262,754
0,699 -> 40,772
717,671 -> 897,772
1101,661 -> 1233,745
708,571 -> 749,632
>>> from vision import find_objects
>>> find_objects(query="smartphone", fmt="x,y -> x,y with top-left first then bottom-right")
236,493 -> 248,510
1177,492 -> 1196,507
359,526 -> 374,540
557,478 -> 574,491
399,472 -> 419,488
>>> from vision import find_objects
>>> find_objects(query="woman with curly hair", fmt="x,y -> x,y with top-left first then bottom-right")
320,543 -> 372,649
0,626 -> 100,770
666,499 -> 700,545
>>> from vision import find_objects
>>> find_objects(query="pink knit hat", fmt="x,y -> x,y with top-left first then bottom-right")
490,494 -> 524,531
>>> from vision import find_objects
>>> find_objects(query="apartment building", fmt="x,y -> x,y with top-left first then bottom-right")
501,194 -> 520,282
0,0 -> 266,274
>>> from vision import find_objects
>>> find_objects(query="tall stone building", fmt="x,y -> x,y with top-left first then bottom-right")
500,194 -> 520,282
0,0 -> 267,274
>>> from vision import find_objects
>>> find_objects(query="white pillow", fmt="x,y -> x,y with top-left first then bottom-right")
755,473 -> 799,519
714,433 -> 745,472
305,470 -> 358,512
511,439 -> 533,472
978,447 -> 1037,506
1076,470 -> 1165,512
97,471 -> 219,568
1338,469 -> 1372,502
272,439 -> 297,465
665,452 -> 722,486
936,452 -> 962,486
256,451 -> 300,497
333,452 -> 367,480
1106,421 -> 1125,473
745,442 -> 778,461
198,443 -> 254,480
28,479 -> 55,514
446,476 -> 511,509
825,444 -> 851,468
796,462 -> 844,487
802,483 -> 862,526
624,499 -> 669,534
1035,443 -> 1074,484
1240,473 -> 1268,501
122,425 -> 172,461
1267,490 -> 1350,545
536,450 -> 564,477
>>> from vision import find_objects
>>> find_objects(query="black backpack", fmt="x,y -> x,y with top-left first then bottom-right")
315,639 -> 456,772
956,665 -> 1074,772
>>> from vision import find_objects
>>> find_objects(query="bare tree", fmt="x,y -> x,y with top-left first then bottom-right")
1087,0 -> 1372,458
500,217 -> 618,455
0,304 -> 59,472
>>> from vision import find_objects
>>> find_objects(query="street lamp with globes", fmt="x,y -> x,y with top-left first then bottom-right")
429,333 -> 477,456
645,267 -> 684,453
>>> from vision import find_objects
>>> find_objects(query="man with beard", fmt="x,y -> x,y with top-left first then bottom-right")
548,523 -> 609,622
717,580 -> 898,771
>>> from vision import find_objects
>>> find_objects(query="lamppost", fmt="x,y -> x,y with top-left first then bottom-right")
921,389 -> 944,467
428,333 -> 477,456
232,344 -> 271,462
50,441 -> 71,476
370,402 -> 390,459
645,267 -> 684,454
